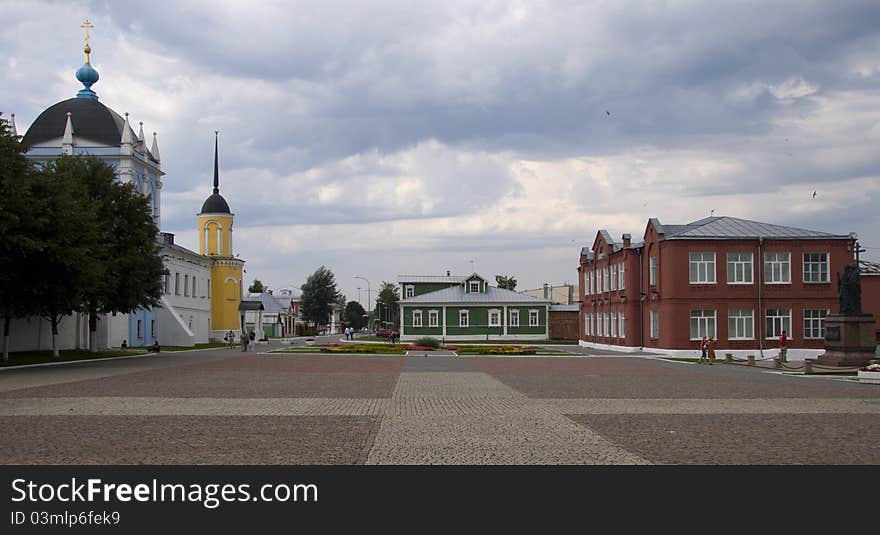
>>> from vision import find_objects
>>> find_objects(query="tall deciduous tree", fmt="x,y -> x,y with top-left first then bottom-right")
0,113 -> 38,360
71,155 -> 165,352
495,275 -> 517,290
248,279 -> 265,293
300,266 -> 343,326
375,281 -> 400,327
343,301 -> 367,330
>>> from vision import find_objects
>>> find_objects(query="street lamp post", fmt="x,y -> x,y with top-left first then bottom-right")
353,275 -> 371,328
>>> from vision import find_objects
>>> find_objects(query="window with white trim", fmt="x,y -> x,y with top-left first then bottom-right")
727,252 -> 753,284
619,263 -> 625,289
137,320 -> 143,338
689,309 -> 716,340
689,252 -> 716,284
650,309 -> 659,339
428,310 -> 439,328
489,309 -> 501,327
597,269 -> 604,293
765,308 -> 791,339
610,312 -> 617,337
803,253 -> 829,283
404,285 -> 414,298
764,252 -> 791,284
610,265 -> 618,291
585,313 -> 591,335
619,312 -> 625,338
803,309 -> 829,339
585,271 -> 592,295
150,320 -> 156,338
412,310 -> 423,327
591,272 -> 595,295
649,256 -> 657,286
459,310 -> 469,327
728,308 -> 754,340
603,313 -> 609,336
510,310 -> 519,327
529,310 -> 539,327
606,267 -> 611,292
469,281 -> 480,293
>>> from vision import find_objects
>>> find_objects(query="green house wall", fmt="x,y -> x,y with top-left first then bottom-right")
401,305 -> 547,336
401,282 -> 461,298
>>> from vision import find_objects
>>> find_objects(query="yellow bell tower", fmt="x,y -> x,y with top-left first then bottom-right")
198,132 -> 245,339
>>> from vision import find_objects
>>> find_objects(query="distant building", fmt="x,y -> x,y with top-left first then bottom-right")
521,284 -> 575,305
578,216 -> 862,359
398,273 -> 551,341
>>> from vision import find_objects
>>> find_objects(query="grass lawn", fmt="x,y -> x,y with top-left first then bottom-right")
1,349 -> 146,367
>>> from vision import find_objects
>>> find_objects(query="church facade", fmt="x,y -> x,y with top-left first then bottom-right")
9,25 -> 245,351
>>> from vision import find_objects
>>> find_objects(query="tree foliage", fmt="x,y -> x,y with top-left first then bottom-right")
248,279 -> 265,293
495,274 -> 517,290
300,266 -> 343,325
343,300 -> 367,330
375,281 -> 400,327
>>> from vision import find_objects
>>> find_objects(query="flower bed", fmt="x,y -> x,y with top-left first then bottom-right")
456,345 -> 537,355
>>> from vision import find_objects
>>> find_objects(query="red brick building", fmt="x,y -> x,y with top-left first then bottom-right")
578,216 -> 863,358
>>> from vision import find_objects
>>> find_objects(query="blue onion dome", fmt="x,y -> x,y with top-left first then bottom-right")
75,57 -> 99,100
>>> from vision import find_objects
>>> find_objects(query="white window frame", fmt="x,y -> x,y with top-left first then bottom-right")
528,309 -> 539,327
727,252 -> 754,284
610,312 -> 617,337
689,309 -> 717,340
404,285 -> 415,298
585,313 -> 591,336
469,281 -> 480,293
590,272 -> 595,295
150,319 -> 156,338
689,252 -> 716,284
412,310 -> 423,328
649,256 -> 657,286
765,308 -> 791,339
728,308 -> 754,340
764,252 -> 791,284
650,309 -> 659,339
488,309 -> 501,327
803,253 -> 830,283
598,269 -> 604,293
619,263 -> 625,290
510,310 -> 520,327
428,310 -> 439,328
137,319 -> 143,338
610,265 -> 618,291
619,312 -> 625,338
603,313 -> 609,336
803,308 -> 829,339
459,310 -> 469,327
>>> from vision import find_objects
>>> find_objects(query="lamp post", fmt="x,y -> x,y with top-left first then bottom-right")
353,275 -> 371,328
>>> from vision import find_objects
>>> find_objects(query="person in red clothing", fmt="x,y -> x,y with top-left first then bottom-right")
779,330 -> 788,362
699,336 -> 708,364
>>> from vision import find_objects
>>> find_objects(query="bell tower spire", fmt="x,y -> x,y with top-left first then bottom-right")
213,130 -> 220,194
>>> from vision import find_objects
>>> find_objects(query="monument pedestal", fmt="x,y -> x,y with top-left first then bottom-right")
809,314 -> 877,367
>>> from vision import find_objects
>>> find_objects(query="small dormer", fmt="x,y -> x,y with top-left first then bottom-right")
464,273 -> 487,293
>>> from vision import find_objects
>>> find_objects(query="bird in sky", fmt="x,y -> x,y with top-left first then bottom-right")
812,190 -> 817,198
605,110 -> 611,116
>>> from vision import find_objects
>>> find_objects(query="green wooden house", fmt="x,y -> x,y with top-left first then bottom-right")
398,273 -> 551,341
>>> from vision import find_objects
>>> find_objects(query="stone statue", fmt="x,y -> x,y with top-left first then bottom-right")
838,264 -> 862,315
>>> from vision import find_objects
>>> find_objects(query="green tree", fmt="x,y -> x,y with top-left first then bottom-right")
70,155 -> 165,352
300,266 -> 343,326
375,281 -> 400,328
495,274 -> 517,290
248,279 -> 265,293
0,113 -> 39,360
343,300 -> 367,330
29,158 -> 103,358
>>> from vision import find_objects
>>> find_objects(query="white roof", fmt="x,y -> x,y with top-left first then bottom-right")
402,285 -> 551,304
398,274 -> 468,283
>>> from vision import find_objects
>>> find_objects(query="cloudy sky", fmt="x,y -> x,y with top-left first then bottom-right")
4,0 -> 880,303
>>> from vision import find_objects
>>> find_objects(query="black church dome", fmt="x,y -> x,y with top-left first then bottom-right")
200,193 -> 231,214
21,98 -> 126,148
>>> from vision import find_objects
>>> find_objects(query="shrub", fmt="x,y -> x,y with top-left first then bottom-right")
414,337 -> 441,348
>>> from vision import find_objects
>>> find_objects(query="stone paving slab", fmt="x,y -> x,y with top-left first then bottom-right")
567,413 -> 880,464
0,415 -> 379,465
542,398 -> 880,414
365,413 -> 649,465
392,372 -> 527,399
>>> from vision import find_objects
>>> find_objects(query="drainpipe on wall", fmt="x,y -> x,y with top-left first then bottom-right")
638,247 -> 644,349
757,236 -> 764,358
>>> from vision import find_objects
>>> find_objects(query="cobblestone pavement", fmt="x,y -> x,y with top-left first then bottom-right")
1,348 -> 879,464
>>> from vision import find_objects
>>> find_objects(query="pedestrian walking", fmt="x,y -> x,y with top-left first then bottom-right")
121,340 -> 128,350
240,333 -> 248,352
226,330 -> 235,349
779,329 -> 788,362
699,336 -> 708,364
248,331 -> 256,352
707,337 -> 717,365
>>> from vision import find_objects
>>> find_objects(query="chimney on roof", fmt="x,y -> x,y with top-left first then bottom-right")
446,270 -> 451,276
622,233 -> 631,247
543,283 -> 549,299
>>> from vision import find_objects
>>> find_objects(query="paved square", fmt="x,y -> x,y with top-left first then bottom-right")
1,345 -> 879,464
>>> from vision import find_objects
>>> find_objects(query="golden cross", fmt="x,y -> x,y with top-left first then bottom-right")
81,19 -> 93,45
